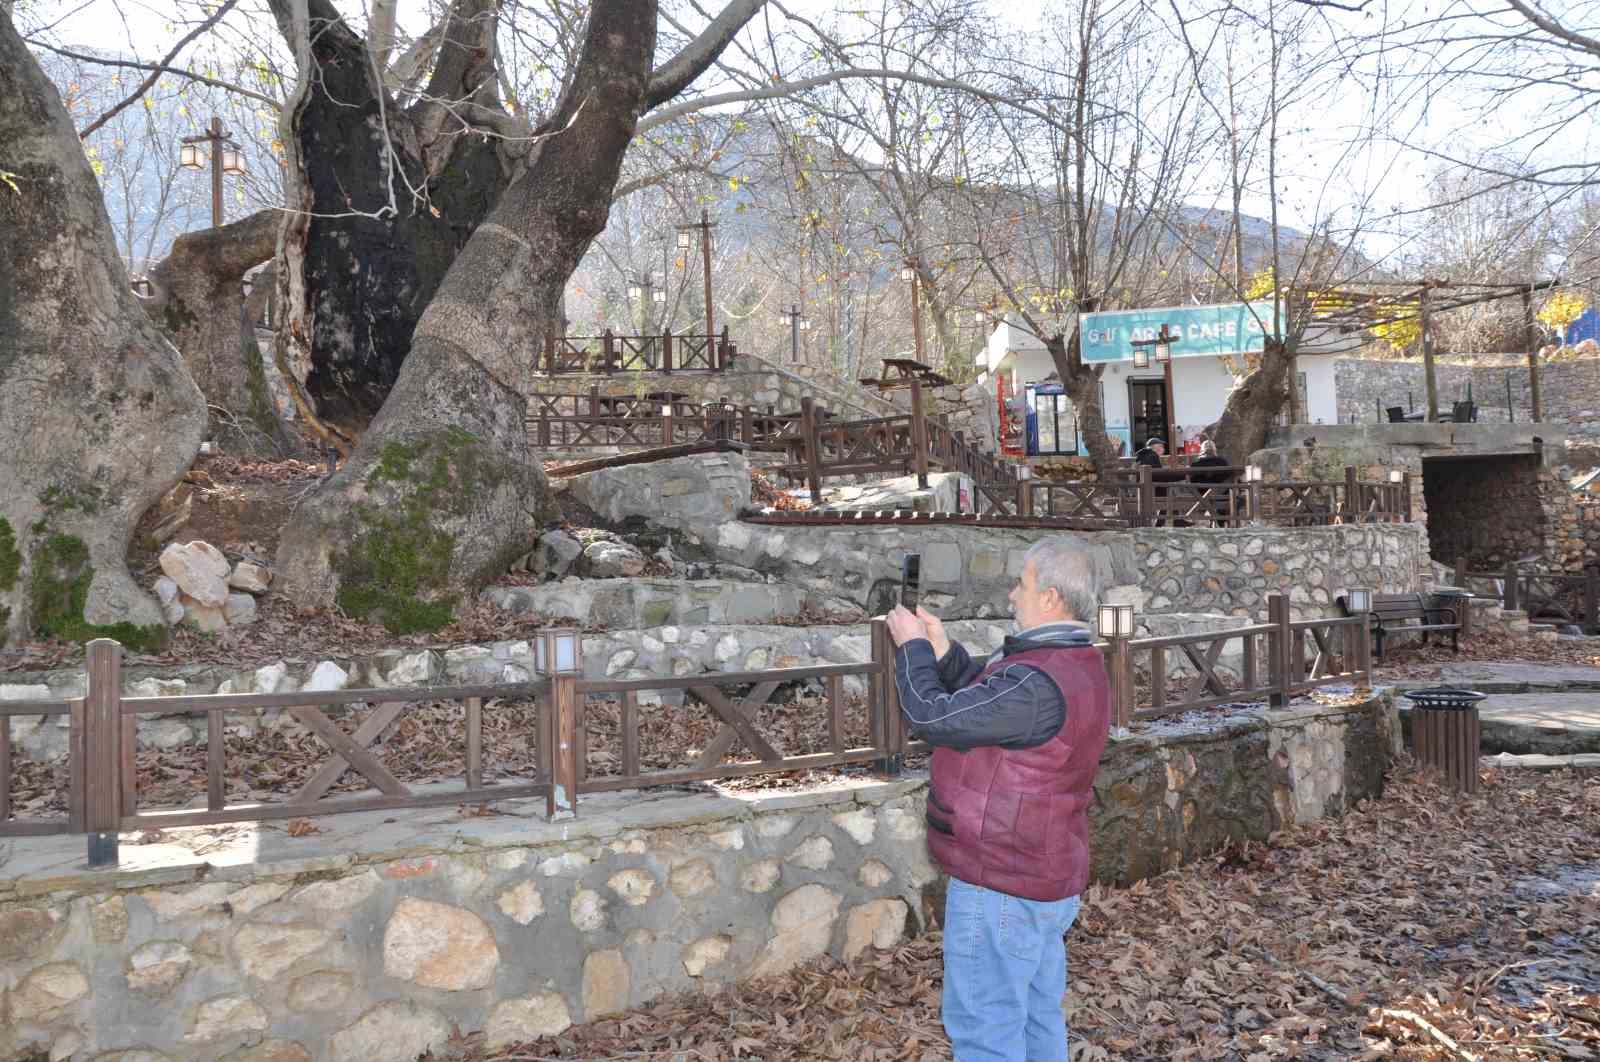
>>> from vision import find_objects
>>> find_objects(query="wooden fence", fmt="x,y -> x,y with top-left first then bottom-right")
1452,557 -> 1600,629
977,467 -> 1410,529
782,396 -> 1018,502
2,598 -> 1370,862
538,329 -> 733,374
525,390 -> 800,450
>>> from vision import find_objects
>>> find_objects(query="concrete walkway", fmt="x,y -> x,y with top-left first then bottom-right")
1392,662 -> 1600,756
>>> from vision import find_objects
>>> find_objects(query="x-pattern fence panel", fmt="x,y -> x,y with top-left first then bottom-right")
5,603 -> 1370,852
539,331 -> 731,374
1457,558 -> 1600,627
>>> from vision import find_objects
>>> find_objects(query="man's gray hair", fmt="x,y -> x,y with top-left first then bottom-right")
1022,537 -> 1098,621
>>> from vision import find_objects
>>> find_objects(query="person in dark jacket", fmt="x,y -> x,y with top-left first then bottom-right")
1189,438 -> 1231,483
1189,439 -> 1233,523
1133,436 -> 1165,469
886,537 -> 1111,1062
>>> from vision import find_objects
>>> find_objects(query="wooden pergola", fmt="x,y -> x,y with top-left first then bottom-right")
1287,278 -> 1562,423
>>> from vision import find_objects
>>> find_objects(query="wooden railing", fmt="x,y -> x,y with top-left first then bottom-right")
1453,557 -> 1600,628
782,396 -> 1019,502
3,599 -> 1372,861
526,390 -> 801,450
538,329 -> 733,374
977,467 -> 1409,529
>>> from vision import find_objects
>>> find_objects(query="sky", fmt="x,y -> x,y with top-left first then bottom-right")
21,0 -> 1590,271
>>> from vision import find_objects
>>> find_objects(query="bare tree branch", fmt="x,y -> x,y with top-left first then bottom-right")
644,0 -> 768,110
27,40 -> 281,110
78,0 -> 244,138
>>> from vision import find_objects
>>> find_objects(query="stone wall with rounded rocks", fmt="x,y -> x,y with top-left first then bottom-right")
0,690 -> 1397,1060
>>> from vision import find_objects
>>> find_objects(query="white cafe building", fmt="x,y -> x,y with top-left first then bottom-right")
975,303 -> 1359,458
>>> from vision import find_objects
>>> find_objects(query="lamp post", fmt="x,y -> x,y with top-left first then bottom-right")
626,274 -> 665,332
1129,324 -> 1180,449
778,303 -> 811,363
179,116 -> 246,229
1096,602 -> 1137,727
676,209 -> 718,341
901,263 -> 926,364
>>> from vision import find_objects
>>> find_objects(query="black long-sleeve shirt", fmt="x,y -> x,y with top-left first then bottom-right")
893,621 -> 1095,751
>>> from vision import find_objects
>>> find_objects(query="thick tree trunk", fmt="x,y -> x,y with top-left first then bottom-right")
145,208 -> 287,453
1208,335 -> 1295,464
269,0 -> 505,436
0,10 -> 207,650
1045,330 -> 1120,478
275,0 -> 658,629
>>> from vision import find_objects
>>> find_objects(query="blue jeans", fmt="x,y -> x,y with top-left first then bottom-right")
942,876 -> 1081,1062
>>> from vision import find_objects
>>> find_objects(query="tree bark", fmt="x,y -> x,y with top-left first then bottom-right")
0,8 -> 207,649
268,0 -> 506,436
1045,330 -> 1120,477
274,0 -> 659,628
144,208 -> 287,453
1207,335 -> 1296,464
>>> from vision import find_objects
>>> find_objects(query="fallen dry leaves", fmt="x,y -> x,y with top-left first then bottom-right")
428,764 -> 1598,1062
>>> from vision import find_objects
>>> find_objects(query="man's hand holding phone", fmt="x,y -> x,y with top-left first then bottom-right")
885,604 -> 950,660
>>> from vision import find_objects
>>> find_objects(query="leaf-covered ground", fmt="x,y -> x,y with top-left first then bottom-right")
436,765 -> 1598,1062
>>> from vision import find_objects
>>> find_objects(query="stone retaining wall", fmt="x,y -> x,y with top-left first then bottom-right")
1134,524 -> 1432,614
0,692 -> 1397,1060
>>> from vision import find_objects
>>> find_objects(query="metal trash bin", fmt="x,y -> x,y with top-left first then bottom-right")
1401,687 -> 1486,794
1430,587 -> 1473,640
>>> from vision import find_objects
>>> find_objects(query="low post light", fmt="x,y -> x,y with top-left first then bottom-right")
1245,465 -> 1263,482
1344,587 -> 1372,613
1388,469 -> 1404,483
1096,602 -> 1135,639
535,628 -> 583,675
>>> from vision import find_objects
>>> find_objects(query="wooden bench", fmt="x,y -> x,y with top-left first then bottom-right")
1337,592 -> 1460,658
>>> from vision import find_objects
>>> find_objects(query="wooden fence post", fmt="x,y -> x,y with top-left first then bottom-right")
1586,565 -> 1599,631
908,378 -> 930,488
1267,594 -> 1291,708
661,402 -> 674,446
1138,466 -> 1156,527
588,385 -> 600,417
1504,558 -> 1520,613
1455,556 -> 1468,588
1401,471 -> 1414,523
662,330 -> 674,373
544,334 -> 556,375
871,619 -> 903,775
1343,466 -> 1359,523
741,405 -> 754,444
84,638 -> 123,867
546,674 -> 580,821
601,329 -> 616,374
1113,636 -> 1134,729
800,396 -> 823,504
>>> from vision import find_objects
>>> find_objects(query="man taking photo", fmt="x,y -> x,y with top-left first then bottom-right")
885,537 -> 1111,1062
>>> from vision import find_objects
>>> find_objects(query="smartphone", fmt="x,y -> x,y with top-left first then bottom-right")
900,553 -> 922,611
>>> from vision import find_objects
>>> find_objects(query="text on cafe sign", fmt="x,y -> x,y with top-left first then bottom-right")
1078,302 -> 1275,363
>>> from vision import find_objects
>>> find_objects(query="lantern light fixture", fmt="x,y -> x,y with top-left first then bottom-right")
1096,602 -> 1136,640
1388,469 -> 1404,483
900,266 -> 915,281
220,145 -> 246,176
1344,587 -> 1373,613
677,229 -> 692,249
1131,347 -> 1150,370
534,628 -> 583,675
1244,465 -> 1264,482
1154,338 -> 1171,363
178,143 -> 205,170
799,316 -> 811,331
652,288 -> 665,304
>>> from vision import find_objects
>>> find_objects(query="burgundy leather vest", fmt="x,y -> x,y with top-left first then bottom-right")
926,645 -> 1110,902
